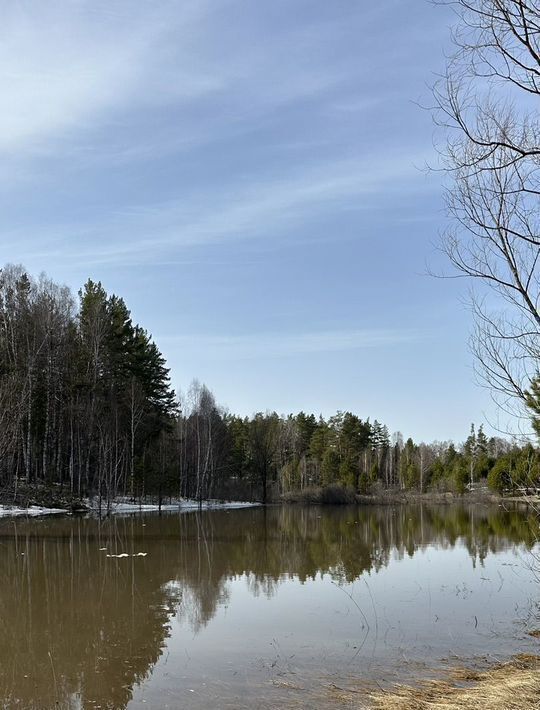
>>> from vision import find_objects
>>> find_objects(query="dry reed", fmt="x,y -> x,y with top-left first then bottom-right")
368,654 -> 540,710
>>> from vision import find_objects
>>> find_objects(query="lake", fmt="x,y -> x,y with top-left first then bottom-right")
0,504 -> 538,708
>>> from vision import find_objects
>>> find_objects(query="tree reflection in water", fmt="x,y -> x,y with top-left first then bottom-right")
0,504 -> 536,708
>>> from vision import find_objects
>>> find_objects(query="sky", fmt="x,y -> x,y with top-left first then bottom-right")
0,0 -> 503,443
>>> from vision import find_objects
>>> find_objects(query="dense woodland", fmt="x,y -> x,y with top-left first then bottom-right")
0,265 -> 539,506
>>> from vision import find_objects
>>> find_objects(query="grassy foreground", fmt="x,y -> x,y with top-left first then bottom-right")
366,655 -> 540,710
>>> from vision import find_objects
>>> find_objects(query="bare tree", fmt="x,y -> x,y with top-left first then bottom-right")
434,1 -> 540,425
181,381 -> 229,502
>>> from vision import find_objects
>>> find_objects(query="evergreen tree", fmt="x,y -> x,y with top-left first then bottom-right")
525,374 -> 540,441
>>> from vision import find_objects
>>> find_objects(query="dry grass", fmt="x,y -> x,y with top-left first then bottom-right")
368,654 -> 540,710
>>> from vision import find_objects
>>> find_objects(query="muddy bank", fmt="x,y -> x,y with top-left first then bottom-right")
0,482 -> 86,513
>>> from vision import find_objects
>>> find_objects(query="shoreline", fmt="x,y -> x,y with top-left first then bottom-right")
281,485 -> 539,507
363,654 -> 540,709
0,498 -> 261,519
0,486 -> 537,519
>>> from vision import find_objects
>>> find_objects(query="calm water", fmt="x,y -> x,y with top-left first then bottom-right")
0,504 -> 538,709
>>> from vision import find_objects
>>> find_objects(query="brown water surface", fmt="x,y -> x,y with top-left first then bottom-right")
0,504 -> 538,709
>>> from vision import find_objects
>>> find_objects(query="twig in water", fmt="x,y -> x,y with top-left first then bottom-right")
331,581 -> 370,632
331,581 -> 371,662
48,651 -> 58,705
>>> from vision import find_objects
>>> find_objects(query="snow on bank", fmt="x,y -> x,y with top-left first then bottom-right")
106,552 -> 147,558
0,505 -> 67,518
0,499 -> 260,519
86,499 -> 261,515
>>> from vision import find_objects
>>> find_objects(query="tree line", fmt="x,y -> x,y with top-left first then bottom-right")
0,265 -> 538,506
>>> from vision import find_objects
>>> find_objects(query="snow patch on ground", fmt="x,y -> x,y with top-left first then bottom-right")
105,552 -> 147,558
0,499 -> 260,519
85,498 -> 261,515
0,505 -> 67,518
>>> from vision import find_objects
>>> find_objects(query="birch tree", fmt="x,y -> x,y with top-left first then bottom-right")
434,0 -> 540,423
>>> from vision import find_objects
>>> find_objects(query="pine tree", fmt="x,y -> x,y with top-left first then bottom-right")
525,374 -> 540,441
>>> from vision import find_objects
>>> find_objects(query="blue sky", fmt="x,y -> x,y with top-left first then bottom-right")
0,0 -> 501,442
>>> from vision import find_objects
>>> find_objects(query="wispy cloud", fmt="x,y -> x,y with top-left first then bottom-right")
0,1 -> 368,166
0,1 -> 226,159
0,1 -> 437,269
12,150 -> 434,267
158,328 -> 426,360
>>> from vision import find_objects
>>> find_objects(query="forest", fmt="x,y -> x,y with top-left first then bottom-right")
0,264 -> 539,507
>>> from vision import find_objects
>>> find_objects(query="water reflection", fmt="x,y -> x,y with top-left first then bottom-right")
0,504 -> 537,709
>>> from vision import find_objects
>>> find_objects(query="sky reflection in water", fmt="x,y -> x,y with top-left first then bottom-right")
0,504 -> 538,709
